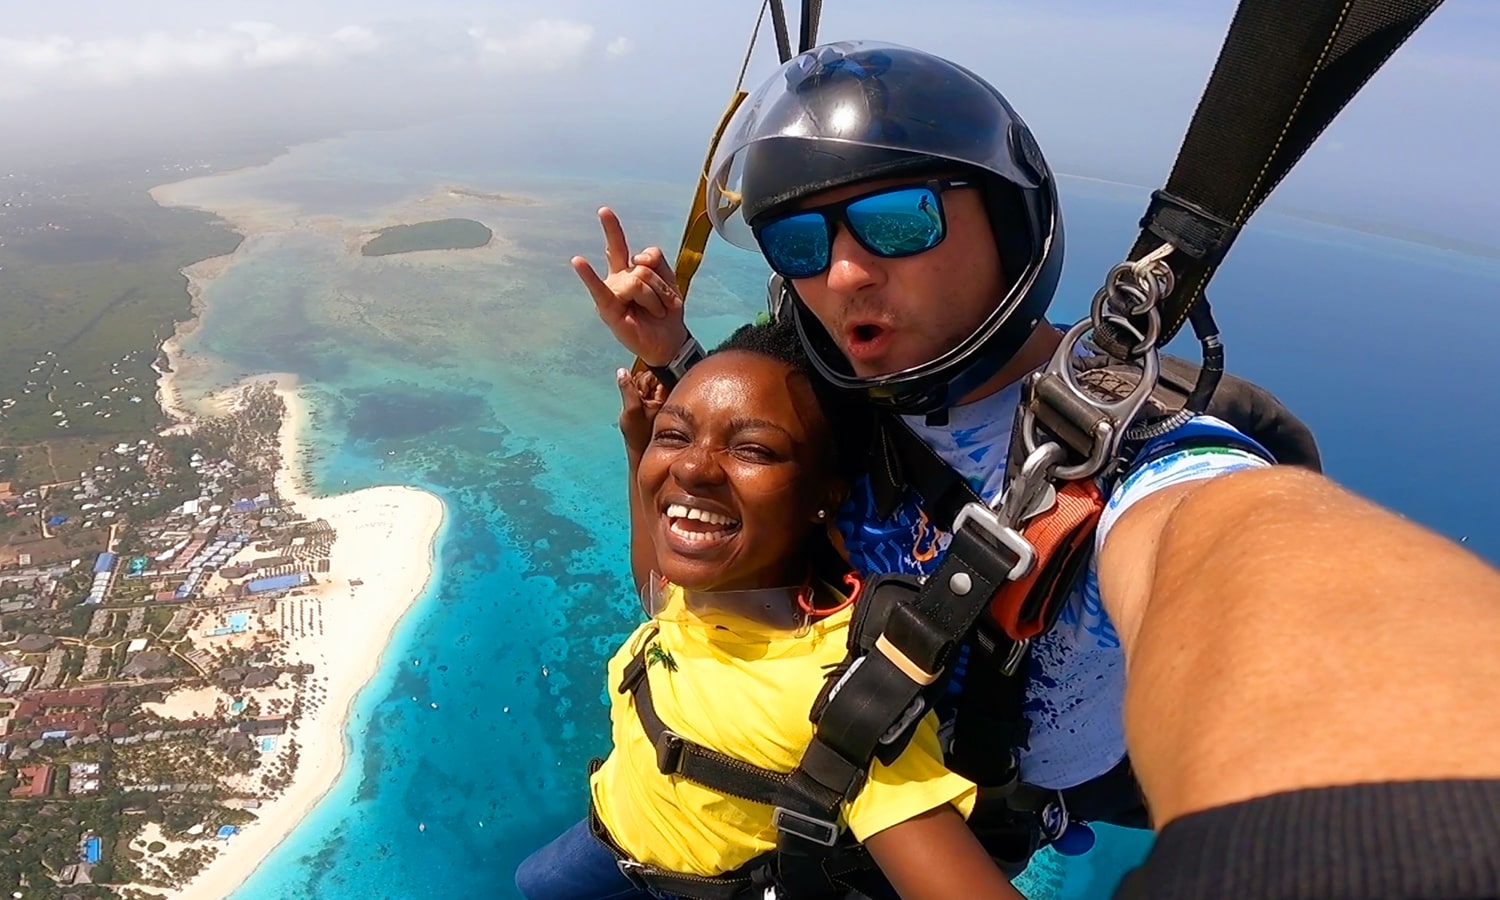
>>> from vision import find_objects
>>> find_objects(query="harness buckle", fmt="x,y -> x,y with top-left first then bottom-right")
1001,638 -> 1031,677
655,730 -> 686,776
772,807 -> 841,848
1021,315 -> 1161,482
616,858 -> 649,891
951,502 -> 1036,581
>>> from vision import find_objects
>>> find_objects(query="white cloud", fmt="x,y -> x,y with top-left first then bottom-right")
0,21 -> 382,97
467,19 -> 595,72
605,36 -> 633,59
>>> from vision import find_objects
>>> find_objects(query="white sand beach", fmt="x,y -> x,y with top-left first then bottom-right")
155,253 -> 235,428
144,371 -> 445,899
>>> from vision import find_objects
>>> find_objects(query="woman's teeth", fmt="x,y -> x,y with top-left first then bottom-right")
665,504 -> 739,542
665,504 -> 738,527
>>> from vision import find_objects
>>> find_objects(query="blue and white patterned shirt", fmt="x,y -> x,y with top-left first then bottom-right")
836,381 -> 1271,789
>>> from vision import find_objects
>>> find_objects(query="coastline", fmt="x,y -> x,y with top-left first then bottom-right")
144,165 -> 450,894
157,374 -> 445,900
131,161 -> 512,898
155,252 -> 236,427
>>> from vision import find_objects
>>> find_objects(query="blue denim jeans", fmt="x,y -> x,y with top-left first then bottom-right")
515,818 -> 656,899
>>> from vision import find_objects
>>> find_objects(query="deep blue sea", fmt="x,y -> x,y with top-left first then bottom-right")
154,117 -> 1499,899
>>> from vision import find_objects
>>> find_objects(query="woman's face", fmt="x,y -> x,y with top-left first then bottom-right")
637,350 -> 835,592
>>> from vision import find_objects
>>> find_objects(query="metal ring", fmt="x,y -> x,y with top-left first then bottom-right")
1111,263 -> 1164,309
1019,316 -> 1162,481
1089,292 -> 1160,357
1110,280 -> 1155,318
1142,260 -> 1176,302
1087,305 -> 1159,359
1126,257 -> 1176,301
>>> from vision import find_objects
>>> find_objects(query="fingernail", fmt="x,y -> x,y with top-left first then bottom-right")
616,367 -> 629,383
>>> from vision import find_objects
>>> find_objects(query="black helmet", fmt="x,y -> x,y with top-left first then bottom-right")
707,41 -> 1064,414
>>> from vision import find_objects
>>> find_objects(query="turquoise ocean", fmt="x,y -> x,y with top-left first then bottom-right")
155,117 -> 1500,899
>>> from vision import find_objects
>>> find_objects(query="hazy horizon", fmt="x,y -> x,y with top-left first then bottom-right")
2,1 -> 1496,248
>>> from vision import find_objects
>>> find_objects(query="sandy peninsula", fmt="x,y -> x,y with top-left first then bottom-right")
136,371 -> 444,900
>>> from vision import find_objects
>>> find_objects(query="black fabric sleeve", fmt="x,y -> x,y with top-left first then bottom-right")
1112,779 -> 1500,899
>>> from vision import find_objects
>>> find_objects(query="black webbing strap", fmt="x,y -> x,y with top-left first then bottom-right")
618,640 -> 789,806
1127,0 -> 1446,347
878,418 -> 1037,790
798,0 -> 823,53
947,623 -> 1031,786
880,415 -> 985,528
767,1 -> 825,65
589,796 -> 759,900
767,0 -> 793,63
779,522 -> 1029,884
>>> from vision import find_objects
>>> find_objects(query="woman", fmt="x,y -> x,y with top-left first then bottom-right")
515,319 -> 1022,899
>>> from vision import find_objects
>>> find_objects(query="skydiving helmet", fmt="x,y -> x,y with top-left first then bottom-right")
707,41 -> 1065,414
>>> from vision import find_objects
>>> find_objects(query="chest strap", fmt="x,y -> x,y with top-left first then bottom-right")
611,639 -> 879,899
618,631 -> 790,806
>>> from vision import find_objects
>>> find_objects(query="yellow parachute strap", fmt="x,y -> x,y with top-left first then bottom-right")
632,2 -> 769,377
671,0 -> 770,302
671,90 -> 748,301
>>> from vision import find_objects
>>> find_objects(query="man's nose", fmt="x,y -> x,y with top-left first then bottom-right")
823,225 -> 884,296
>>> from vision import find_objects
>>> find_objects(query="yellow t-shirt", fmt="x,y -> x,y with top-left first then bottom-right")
590,585 -> 977,877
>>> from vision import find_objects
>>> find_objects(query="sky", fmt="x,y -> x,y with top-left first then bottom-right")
0,0 -> 1494,246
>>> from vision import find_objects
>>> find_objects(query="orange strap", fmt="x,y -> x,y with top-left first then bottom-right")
987,479 -> 1105,642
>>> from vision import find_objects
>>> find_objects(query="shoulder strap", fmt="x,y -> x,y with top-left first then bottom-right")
620,630 -> 883,898
618,633 -> 789,806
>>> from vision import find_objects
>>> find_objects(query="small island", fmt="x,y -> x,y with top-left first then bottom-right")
360,218 -> 492,257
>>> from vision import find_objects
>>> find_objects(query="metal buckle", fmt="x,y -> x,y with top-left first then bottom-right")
1022,315 -> 1161,482
877,696 -> 927,746
1001,637 -> 1030,677
771,807 -> 841,847
951,502 -> 1036,581
655,730 -> 686,775
616,858 -> 649,890
1039,791 -> 1070,842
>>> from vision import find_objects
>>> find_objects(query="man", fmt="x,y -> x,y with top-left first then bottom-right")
575,40 -> 1279,882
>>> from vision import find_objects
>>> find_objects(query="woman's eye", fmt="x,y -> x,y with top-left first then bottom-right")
651,429 -> 689,446
732,444 -> 776,462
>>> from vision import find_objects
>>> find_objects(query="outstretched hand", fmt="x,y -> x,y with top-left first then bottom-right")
573,207 -> 689,367
617,368 -> 667,456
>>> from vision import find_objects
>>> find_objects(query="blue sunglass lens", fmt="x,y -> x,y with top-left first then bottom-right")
759,213 -> 831,279
846,187 -> 945,257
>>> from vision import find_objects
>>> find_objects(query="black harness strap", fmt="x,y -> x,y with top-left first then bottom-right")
1118,0 -> 1447,349
589,795 -> 761,900
780,495 -> 1032,884
881,415 -> 985,526
614,627 -> 886,899
618,635 -> 790,807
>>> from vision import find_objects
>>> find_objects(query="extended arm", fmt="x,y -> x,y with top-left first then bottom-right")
1098,465 -> 1500,828
864,806 -> 1024,900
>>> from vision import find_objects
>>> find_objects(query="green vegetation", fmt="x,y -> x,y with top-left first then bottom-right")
0,795 -> 131,894
0,165 -> 242,454
360,217 -> 492,256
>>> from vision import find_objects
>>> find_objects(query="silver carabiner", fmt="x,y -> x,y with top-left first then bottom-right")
996,442 -> 1066,529
1021,315 -> 1161,482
